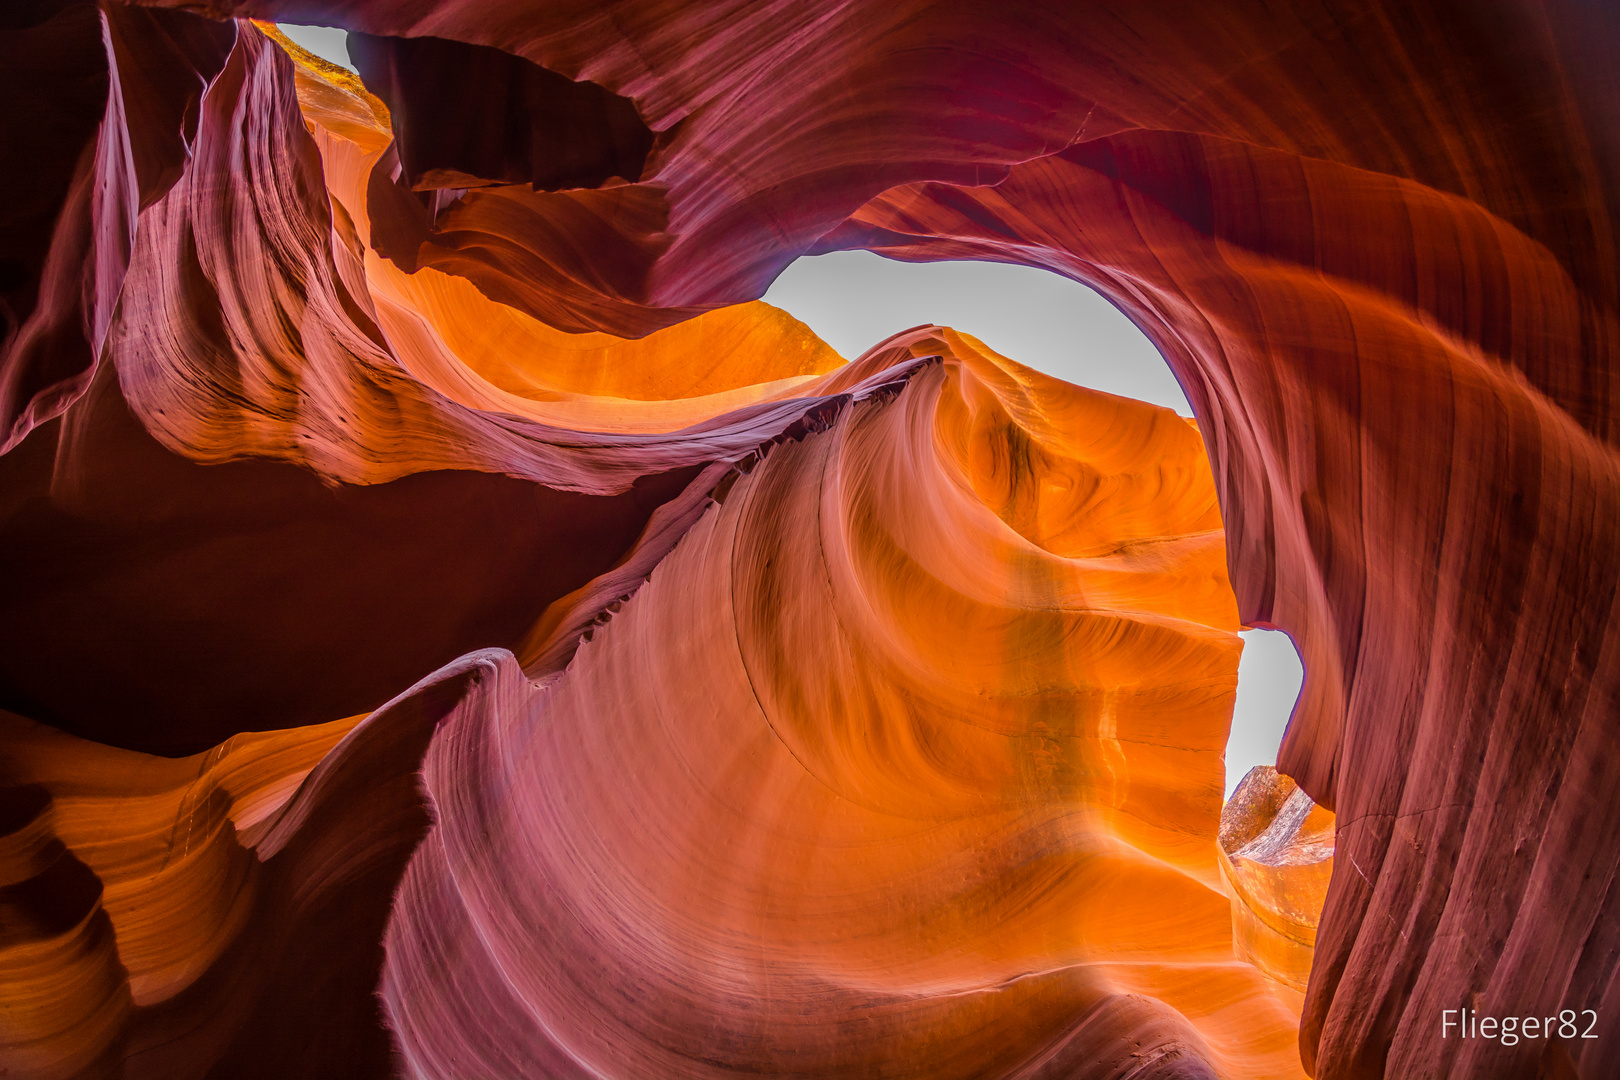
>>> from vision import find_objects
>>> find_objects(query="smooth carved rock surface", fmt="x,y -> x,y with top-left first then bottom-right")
1,1 -> 1616,1078
384,332 -> 1306,1079
1219,767 -> 1336,997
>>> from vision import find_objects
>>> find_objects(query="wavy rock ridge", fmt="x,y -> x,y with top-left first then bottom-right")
2,1 -> 1616,1078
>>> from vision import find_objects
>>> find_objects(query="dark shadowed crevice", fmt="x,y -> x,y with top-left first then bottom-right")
347,32 -> 655,194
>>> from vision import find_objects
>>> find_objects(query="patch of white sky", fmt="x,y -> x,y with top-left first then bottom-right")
276,23 -> 355,71
269,23 -> 1305,796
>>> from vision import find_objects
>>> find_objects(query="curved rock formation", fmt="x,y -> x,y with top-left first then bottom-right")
2,0 -> 1616,1077
0,657 -> 496,1079
383,329 -> 1302,1078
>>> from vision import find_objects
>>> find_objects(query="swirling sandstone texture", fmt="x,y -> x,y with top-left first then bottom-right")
1,0 -> 1615,1078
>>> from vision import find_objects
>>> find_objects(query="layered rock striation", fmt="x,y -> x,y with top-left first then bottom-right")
2,1 -> 1616,1077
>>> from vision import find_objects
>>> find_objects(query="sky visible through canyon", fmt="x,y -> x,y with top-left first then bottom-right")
765,251 -> 1306,797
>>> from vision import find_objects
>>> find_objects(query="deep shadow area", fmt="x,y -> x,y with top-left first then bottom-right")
347,31 -> 654,194
0,363 -> 697,756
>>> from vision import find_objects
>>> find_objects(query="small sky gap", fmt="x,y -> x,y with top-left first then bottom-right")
277,23 -> 355,71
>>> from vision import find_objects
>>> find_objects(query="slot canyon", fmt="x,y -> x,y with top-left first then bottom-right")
0,2 -> 1615,1078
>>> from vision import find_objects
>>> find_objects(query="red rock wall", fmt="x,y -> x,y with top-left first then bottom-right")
2,1 -> 1616,1077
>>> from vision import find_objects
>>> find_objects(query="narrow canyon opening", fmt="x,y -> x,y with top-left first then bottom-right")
765,250 -> 1307,797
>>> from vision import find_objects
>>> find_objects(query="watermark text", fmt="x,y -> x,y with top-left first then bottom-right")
1442,1008 -> 1597,1046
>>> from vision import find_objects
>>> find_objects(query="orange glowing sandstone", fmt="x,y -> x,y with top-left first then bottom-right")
0,709 -> 364,1078
381,328 -> 1315,1078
